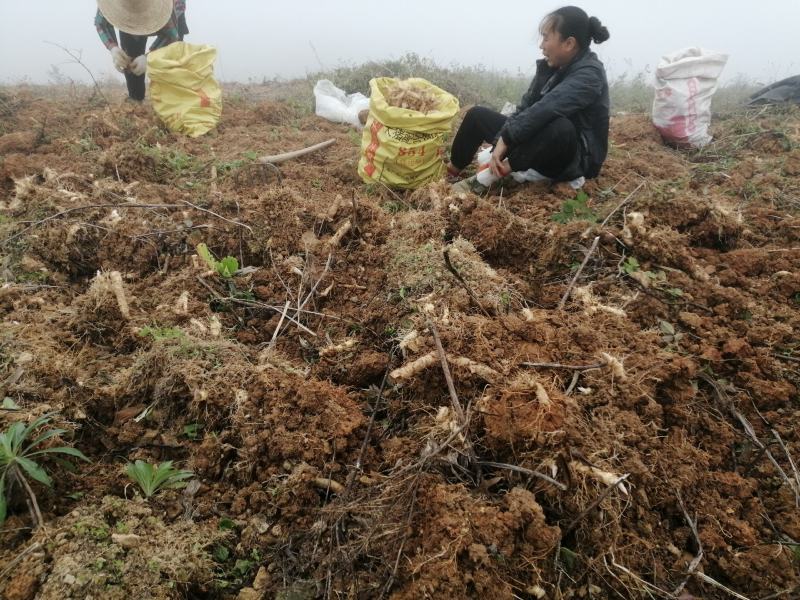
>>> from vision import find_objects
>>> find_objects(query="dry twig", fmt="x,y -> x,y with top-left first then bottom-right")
2,203 -> 181,245
0,541 -> 42,580
694,572 -> 752,600
563,473 -> 630,535
46,42 -> 108,104
427,319 -> 465,424
180,200 -> 253,233
477,461 -> 567,491
672,488 -> 704,597
443,249 -> 492,318
268,301 -> 291,350
701,373 -> 800,508
600,181 -> 645,228
558,236 -> 600,310
521,361 -> 605,371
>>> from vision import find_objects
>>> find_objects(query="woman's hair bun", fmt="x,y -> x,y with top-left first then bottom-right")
588,16 -> 610,44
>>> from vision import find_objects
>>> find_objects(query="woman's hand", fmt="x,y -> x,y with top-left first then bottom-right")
129,55 -> 147,76
490,137 -> 511,177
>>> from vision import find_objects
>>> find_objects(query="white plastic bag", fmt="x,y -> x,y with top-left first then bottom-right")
652,47 -> 728,148
500,101 -> 517,116
313,80 -> 370,128
475,147 -> 585,189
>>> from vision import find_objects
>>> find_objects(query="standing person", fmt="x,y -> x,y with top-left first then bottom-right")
95,0 -> 189,102
449,6 -> 610,193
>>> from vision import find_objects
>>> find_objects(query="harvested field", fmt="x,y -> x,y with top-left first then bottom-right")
1,87 -> 799,599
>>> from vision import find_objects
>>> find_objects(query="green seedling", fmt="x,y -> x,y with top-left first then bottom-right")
213,545 -> 230,561
552,191 -> 598,224
182,423 -> 203,440
125,460 -> 194,499
623,256 -> 641,274
197,243 -> 239,278
2,397 -> 20,410
0,413 -> 89,527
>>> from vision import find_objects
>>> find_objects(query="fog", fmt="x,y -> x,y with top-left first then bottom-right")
1,0 -> 798,86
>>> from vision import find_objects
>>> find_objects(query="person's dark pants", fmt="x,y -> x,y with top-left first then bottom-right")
119,30 -> 186,102
119,32 -> 148,101
450,106 -> 579,179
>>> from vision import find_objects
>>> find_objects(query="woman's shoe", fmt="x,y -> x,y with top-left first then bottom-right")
451,175 -> 488,195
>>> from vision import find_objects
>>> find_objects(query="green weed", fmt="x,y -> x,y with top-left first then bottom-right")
0,413 -> 89,526
125,460 -> 193,499
181,423 -> 203,441
552,191 -> 598,224
197,243 -> 239,278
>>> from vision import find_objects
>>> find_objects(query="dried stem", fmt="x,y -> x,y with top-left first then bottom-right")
443,249 -> 492,318
694,572 -> 752,600
478,461 -> 568,491
268,300 -> 291,350
521,361 -> 605,371
355,366 -> 392,473
381,475 -> 420,599
427,319 -> 465,424
772,430 -> 800,508
600,181 -> 645,228
14,466 -> 44,529
562,473 -> 630,535
701,373 -> 800,509
2,203 -> 182,245
45,42 -> 108,104
180,200 -> 253,233
673,488 -> 704,596
607,553 -> 674,598
0,541 -> 42,580
558,236 -> 600,310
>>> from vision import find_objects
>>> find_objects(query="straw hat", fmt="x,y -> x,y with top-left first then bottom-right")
97,0 -> 173,35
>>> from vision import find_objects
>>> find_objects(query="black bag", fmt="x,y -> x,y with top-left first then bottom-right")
748,75 -> 800,106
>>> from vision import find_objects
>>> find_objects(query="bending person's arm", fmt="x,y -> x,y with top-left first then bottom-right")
150,1 -> 185,51
95,9 -> 119,50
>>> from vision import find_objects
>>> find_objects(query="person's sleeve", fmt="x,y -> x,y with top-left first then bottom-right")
514,79 -> 538,116
95,9 -> 119,50
500,65 -> 602,146
149,12 -> 181,51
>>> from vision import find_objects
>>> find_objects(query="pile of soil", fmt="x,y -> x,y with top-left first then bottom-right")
1,87 -> 799,599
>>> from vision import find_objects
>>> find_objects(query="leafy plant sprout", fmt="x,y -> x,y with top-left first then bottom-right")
0,413 -> 89,528
125,460 -> 194,499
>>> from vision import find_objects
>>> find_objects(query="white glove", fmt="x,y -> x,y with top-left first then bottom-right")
110,46 -> 131,73
129,55 -> 147,77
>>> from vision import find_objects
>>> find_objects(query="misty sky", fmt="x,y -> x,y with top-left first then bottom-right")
1,1 -> 798,87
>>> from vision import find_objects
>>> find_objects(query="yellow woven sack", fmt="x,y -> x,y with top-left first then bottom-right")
358,77 -> 459,189
147,42 -> 222,138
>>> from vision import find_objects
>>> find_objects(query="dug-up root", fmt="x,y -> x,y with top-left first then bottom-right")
327,219 -> 352,248
385,79 -> 440,113
108,271 -> 131,319
390,352 -> 501,383
393,348 -> 627,387
319,338 -> 358,358
571,461 -> 630,495
599,352 -> 627,381
573,285 -> 627,318
70,270 -> 132,329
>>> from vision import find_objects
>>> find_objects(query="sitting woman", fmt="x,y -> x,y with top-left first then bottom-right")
449,6 -> 610,193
